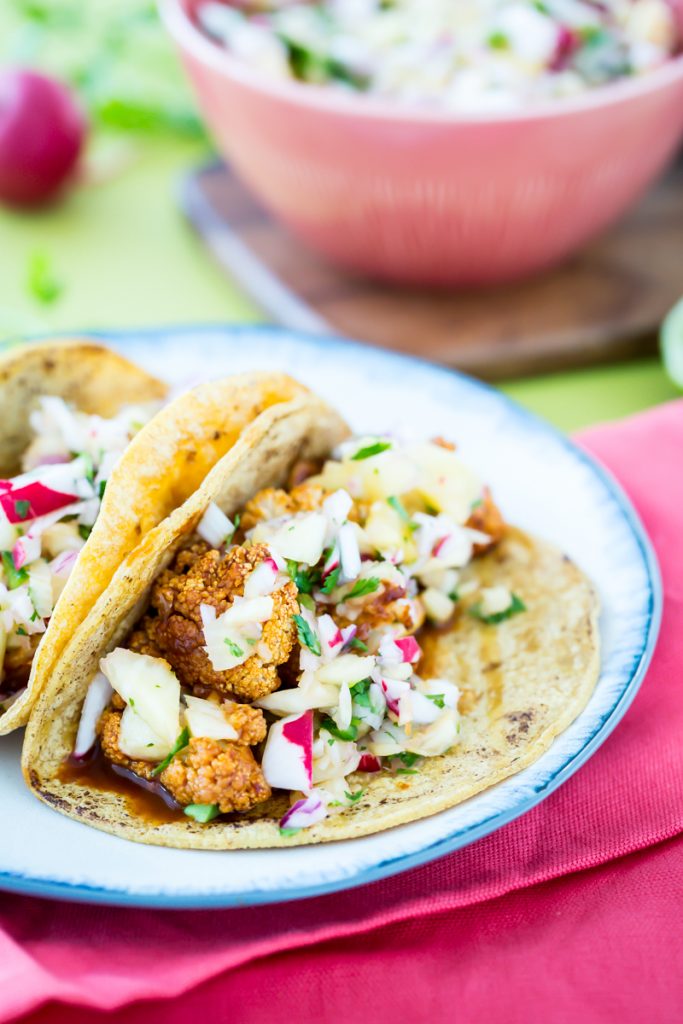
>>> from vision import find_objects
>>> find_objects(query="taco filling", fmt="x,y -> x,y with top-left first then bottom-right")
74,433 -> 526,833
0,396 -> 157,711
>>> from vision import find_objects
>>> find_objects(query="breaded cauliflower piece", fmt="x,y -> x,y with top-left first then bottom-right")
97,709 -> 270,813
221,700 -> 268,746
465,487 -> 505,553
240,482 -> 325,532
161,737 -> 271,814
129,542 -> 298,700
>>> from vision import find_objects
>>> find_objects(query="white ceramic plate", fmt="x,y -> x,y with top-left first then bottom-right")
0,326 -> 660,907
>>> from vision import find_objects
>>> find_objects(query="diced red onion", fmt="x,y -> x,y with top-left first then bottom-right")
0,480 -> 80,523
262,710 -> 314,792
317,614 -> 343,656
358,753 -> 382,773
12,532 -> 41,569
73,671 -> 113,758
338,523 -> 361,581
341,624 -> 358,649
278,793 -> 327,831
395,636 -> 422,663
322,488 -> 352,527
197,502 -> 234,548
50,549 -> 79,579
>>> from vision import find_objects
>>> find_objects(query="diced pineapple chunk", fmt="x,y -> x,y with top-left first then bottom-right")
100,648 -> 180,747
118,704 -> 170,761
422,587 -> 455,623
183,695 -> 239,740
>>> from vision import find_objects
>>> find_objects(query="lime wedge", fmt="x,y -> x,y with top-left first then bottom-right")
661,297 -> 683,389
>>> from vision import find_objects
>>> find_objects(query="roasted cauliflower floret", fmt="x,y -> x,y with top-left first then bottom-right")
129,542 -> 298,701
161,736 -> 271,814
97,710 -> 270,814
465,487 -> 505,553
221,700 -> 268,746
240,482 -> 325,532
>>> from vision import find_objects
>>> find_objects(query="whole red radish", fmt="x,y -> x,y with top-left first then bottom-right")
0,68 -> 87,208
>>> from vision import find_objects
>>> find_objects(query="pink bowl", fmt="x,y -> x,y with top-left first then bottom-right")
162,0 -> 683,286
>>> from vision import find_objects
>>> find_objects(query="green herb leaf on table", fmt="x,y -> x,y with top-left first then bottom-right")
27,252 -> 63,306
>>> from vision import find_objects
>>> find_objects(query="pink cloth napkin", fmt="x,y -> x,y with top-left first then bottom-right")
4,399 -> 683,1024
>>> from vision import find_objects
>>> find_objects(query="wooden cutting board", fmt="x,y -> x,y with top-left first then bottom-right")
181,159 -> 683,381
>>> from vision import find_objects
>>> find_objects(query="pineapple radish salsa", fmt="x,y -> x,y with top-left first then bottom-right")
197,0 -> 680,112
80,435 -> 523,833
0,397 -> 156,710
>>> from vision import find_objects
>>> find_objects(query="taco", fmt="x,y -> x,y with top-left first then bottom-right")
23,400 -> 600,847
0,340 -> 330,734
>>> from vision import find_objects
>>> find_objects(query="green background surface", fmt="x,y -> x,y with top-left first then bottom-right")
0,2 -> 679,432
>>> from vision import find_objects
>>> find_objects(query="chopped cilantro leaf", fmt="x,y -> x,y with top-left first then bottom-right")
78,523 -> 92,541
320,716 -> 360,742
396,751 -> 420,768
298,593 -> 316,612
448,590 -> 459,603
426,693 -> 446,709
346,577 -> 380,599
151,727 -> 190,777
279,826 -> 301,837
184,803 -> 220,823
345,789 -> 364,804
78,453 -> 95,485
348,636 -> 369,652
1,551 -> 28,590
351,441 -> 391,461
13,500 -> 30,521
30,610 -> 39,622
224,638 -> 244,658
287,559 -> 318,594
387,495 -> 416,530
350,678 -> 373,708
470,497 -> 484,510
469,593 -> 526,625
16,627 -> 27,636
321,564 -> 341,594
293,613 -> 321,655
396,768 -> 419,775
98,480 -> 107,500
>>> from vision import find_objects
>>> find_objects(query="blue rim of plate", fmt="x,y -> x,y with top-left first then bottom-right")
0,324 -> 663,909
